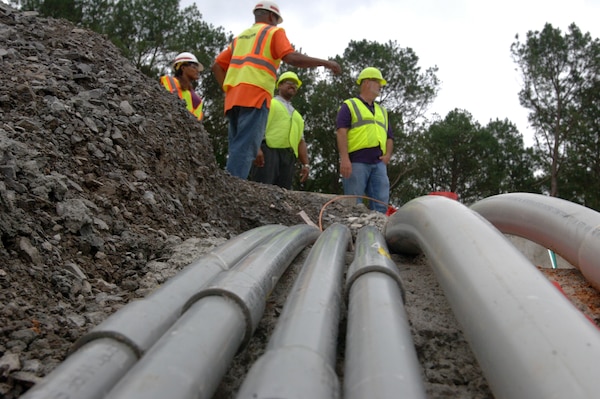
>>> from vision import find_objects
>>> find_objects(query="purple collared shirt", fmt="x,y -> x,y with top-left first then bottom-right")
336,97 -> 393,164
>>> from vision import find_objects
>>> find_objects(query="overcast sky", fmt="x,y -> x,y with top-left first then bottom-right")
184,0 -> 599,146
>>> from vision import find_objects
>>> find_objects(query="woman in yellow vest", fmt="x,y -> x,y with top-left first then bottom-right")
336,67 -> 394,213
250,71 -> 309,189
160,52 -> 203,121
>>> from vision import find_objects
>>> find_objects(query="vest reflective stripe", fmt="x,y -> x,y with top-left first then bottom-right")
160,76 -> 203,121
264,98 -> 304,157
344,98 -> 388,154
224,24 -> 281,95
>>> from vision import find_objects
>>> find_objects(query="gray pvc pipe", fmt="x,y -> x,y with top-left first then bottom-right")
470,192 -> 600,290
344,226 -> 426,399
384,195 -> 600,399
105,224 -> 320,399
21,224 -> 285,399
74,224 -> 286,354
18,338 -> 137,399
236,223 -> 351,399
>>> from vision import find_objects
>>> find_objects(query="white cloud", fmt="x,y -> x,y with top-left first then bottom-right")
186,0 -> 600,146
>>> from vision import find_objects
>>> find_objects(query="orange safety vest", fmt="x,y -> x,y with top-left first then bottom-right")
223,23 -> 281,96
160,75 -> 203,121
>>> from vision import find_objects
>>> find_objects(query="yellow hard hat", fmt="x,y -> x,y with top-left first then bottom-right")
356,67 -> 387,86
277,71 -> 302,88
254,1 -> 283,24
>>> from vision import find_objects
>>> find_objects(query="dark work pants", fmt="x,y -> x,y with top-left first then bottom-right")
250,142 -> 296,189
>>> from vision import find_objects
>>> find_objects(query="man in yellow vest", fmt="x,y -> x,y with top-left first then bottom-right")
212,1 -> 341,179
250,71 -> 309,189
160,52 -> 203,121
336,67 -> 394,213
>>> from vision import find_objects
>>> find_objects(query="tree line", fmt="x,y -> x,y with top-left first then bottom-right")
13,0 -> 600,210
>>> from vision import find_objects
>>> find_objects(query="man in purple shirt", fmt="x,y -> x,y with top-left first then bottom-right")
336,67 -> 393,213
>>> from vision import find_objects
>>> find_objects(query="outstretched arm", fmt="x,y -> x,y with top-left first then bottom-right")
282,52 -> 341,75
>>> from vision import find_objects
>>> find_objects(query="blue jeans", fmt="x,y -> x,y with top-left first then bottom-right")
225,102 -> 269,179
342,162 -> 390,213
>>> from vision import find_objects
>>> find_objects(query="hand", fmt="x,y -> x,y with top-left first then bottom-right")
253,148 -> 265,167
339,158 -> 352,178
327,61 -> 342,75
379,153 -> 391,165
300,165 -> 309,182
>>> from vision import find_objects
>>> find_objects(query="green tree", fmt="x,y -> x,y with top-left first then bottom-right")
13,0 -> 86,23
482,118 -> 538,195
414,110 -> 487,204
399,110 -> 537,205
92,0 -> 181,75
511,23 -> 599,198
559,78 -> 600,210
41,0 -> 82,22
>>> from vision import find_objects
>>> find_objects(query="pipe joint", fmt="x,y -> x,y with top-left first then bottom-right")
346,226 -> 405,302
183,285 -> 259,348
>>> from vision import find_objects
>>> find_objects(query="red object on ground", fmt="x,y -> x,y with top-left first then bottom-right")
385,205 -> 397,216
429,191 -> 459,200
551,280 -> 566,294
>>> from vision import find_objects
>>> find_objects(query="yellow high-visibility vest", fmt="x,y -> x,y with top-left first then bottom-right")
344,98 -> 388,154
223,23 -> 281,95
264,98 -> 304,157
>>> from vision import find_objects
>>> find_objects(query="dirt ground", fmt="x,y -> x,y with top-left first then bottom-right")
1,5 -> 599,398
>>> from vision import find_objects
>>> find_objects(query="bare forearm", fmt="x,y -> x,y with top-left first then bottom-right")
282,52 -> 341,74
381,138 -> 394,164
386,139 -> 393,157
336,128 -> 350,161
211,63 -> 226,89
337,128 -> 353,178
298,140 -> 308,165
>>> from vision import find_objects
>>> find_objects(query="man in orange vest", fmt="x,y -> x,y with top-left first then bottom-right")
160,52 -> 204,121
212,1 -> 341,179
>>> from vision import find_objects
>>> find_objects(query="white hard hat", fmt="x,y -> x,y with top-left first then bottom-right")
254,1 -> 283,24
173,52 -> 204,71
